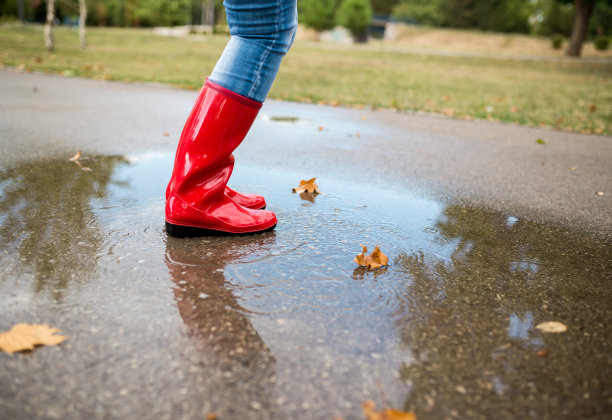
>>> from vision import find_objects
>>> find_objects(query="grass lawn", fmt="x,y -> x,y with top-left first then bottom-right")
1,24 -> 611,134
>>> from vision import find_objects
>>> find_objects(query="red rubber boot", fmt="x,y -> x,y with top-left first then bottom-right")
226,184 -> 266,210
165,79 -> 277,237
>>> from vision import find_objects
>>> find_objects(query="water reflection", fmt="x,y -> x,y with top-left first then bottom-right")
0,156 -> 129,299
396,205 -> 612,418
165,234 -> 278,418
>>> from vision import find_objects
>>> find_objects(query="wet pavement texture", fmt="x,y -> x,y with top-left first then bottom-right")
1,71 -> 611,419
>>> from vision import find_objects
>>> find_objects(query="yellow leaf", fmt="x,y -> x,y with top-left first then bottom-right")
292,177 -> 320,194
354,245 -> 389,270
0,323 -> 68,354
68,150 -> 82,161
535,321 -> 567,333
363,400 -> 416,420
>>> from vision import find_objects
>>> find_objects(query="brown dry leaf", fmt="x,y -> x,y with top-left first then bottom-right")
318,126 -> 324,131
510,107 -> 519,113
588,104 -> 597,112
69,150 -> 82,161
356,132 -> 361,138
330,100 -> 341,107
538,350 -> 549,357
82,64 -> 93,71
0,323 -> 68,354
443,108 -> 454,116
535,321 -> 567,333
163,132 -> 170,136
596,191 -> 604,196
362,400 -> 416,420
441,95 -> 451,102
354,245 -> 389,270
292,177 -> 320,194
360,115 -> 367,120
569,166 -> 578,171
81,166 -> 93,172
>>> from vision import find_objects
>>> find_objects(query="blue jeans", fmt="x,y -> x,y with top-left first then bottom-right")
209,0 -> 298,103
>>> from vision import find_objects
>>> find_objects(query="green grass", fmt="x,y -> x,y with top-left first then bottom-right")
1,24 -> 611,134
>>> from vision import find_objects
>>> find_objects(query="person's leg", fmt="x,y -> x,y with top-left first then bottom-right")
210,0 -> 298,103
165,0 -> 297,237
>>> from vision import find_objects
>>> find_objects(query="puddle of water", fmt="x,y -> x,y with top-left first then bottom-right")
0,153 -> 610,420
267,116 -> 302,123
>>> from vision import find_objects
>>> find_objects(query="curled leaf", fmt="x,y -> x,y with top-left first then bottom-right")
292,177 -> 320,194
362,400 -> 416,420
354,245 -> 389,270
68,150 -> 82,161
0,323 -> 68,354
536,321 -> 567,333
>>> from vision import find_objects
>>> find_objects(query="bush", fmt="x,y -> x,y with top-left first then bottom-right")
594,35 -> 610,51
336,0 -> 372,42
299,0 -> 336,32
392,0 -> 445,27
551,34 -> 564,50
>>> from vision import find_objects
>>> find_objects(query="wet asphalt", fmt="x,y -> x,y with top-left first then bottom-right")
0,69 -> 611,420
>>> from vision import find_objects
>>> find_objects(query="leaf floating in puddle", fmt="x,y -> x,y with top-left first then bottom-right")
536,321 -> 567,333
362,400 -> 416,420
354,245 -> 389,270
0,323 -> 68,354
292,177 -> 320,194
68,150 -> 82,161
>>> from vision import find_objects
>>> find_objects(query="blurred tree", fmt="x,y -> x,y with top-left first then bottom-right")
298,0 -> 336,32
392,0 -> 445,26
444,0 -> 532,33
370,0 -> 398,15
336,0 -> 373,42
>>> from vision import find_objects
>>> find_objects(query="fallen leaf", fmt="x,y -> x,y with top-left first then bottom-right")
69,150 -> 82,161
205,413 -> 218,420
588,104 -> 597,112
163,132 -> 170,136
354,245 -> 389,270
596,191 -> 604,196
535,321 -> 567,333
569,166 -> 578,171
82,64 -> 92,71
510,107 -> 519,113
362,400 -> 416,420
538,350 -> 549,357
81,166 -> 93,172
330,100 -> 341,107
318,126 -> 324,131
0,323 -> 68,354
356,132 -> 361,137
443,108 -> 454,116
441,95 -> 451,102
535,138 -> 547,145
360,115 -> 367,120
292,177 -> 320,194
34,56 -> 43,63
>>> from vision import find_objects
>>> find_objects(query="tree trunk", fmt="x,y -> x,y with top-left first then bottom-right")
44,0 -> 56,52
18,0 -> 24,22
203,0 -> 215,27
79,0 -> 87,49
567,0 -> 596,57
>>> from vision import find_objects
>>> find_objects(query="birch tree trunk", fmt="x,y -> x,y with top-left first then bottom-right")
79,0 -> 87,49
44,0 -> 56,52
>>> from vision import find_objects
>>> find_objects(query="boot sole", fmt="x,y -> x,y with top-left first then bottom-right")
165,221 -> 276,238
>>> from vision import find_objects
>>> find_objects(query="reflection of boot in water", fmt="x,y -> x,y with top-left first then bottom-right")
165,235 -> 277,416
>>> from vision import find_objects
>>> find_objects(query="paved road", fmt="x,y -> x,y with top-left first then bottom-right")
1,69 -> 610,238
1,70 -> 611,420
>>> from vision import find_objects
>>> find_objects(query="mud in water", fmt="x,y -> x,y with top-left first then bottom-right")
0,153 -> 610,420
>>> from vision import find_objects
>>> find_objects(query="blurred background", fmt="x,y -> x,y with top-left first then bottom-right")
1,0 -> 610,134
